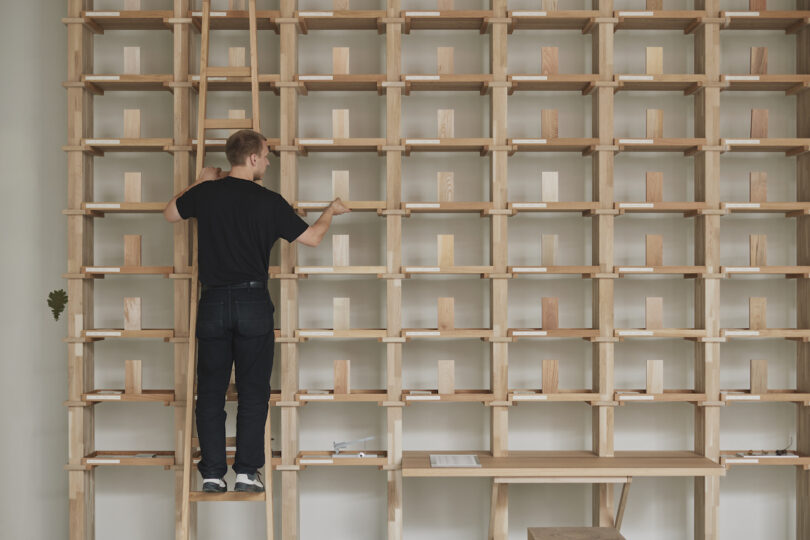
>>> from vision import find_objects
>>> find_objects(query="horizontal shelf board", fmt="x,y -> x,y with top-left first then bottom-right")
508,74 -> 598,92
721,138 -> 810,153
614,138 -> 705,153
615,266 -> 705,275
614,74 -> 706,92
83,389 -> 175,402
614,390 -> 706,402
508,266 -> 598,275
81,202 -> 165,214
508,328 -> 598,339
615,329 -> 707,338
615,202 -> 709,213
721,329 -> 810,339
614,10 -> 706,30
81,450 -> 175,467
402,450 -> 725,477
81,329 -> 175,340
508,138 -> 597,153
721,74 -> 810,92
81,266 -> 173,276
507,10 -> 600,30
719,10 -> 810,31
721,391 -> 810,403
295,10 -> 385,31
721,202 -> 810,213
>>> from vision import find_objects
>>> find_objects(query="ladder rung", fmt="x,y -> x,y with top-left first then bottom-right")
204,118 -> 254,129
205,66 -> 251,77
189,491 -> 265,502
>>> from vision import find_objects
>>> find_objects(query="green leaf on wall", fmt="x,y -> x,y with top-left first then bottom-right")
47,289 -> 68,321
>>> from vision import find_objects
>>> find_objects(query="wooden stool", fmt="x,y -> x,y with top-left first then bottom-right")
528,527 -> 626,539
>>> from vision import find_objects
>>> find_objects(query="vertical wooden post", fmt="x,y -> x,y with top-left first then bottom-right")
646,172 -> 663,202
542,359 -> 559,394
332,47 -> 350,75
124,297 -> 142,331
438,297 -> 455,331
796,4 -> 810,534
693,3 -> 722,535
541,171 -> 558,202
591,3 -> 617,526
749,297 -> 767,330
124,234 -> 142,266
645,297 -> 663,329
646,109 -> 664,139
749,360 -> 768,395
645,47 -> 663,75
646,235 -> 663,266
124,46 -> 141,75
541,297 -> 559,329
541,109 -> 558,139
438,234 -> 454,267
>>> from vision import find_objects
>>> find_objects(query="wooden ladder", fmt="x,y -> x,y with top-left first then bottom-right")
179,0 -> 272,538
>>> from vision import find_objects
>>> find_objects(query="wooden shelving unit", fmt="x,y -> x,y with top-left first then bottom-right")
63,0 -> 810,538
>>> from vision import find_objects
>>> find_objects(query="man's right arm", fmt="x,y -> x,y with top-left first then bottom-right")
296,198 -> 350,247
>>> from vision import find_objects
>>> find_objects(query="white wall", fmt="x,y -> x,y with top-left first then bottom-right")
0,0 -> 803,538
0,1 -> 70,539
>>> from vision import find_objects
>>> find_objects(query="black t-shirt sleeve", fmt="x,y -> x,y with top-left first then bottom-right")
176,183 -> 202,219
273,193 -> 309,242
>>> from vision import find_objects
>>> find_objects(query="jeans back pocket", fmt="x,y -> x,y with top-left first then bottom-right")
235,299 -> 273,337
196,300 -> 226,339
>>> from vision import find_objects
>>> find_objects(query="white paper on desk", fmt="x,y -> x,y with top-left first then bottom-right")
430,454 -> 481,468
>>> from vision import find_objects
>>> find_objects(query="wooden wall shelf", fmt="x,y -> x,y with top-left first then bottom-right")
506,11 -> 600,32
295,10 -> 386,32
64,0 -> 810,537
719,11 -> 810,32
613,11 -> 707,32
401,451 -> 726,478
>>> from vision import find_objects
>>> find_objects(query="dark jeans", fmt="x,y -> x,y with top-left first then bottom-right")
195,285 -> 274,478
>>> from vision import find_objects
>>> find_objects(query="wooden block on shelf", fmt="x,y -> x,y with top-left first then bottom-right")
542,297 -> 559,330
438,297 -> 455,331
333,47 -> 350,75
124,234 -> 142,266
750,359 -> 768,394
437,47 -> 454,75
646,47 -> 663,76
229,47 -> 246,67
541,47 -> 558,76
333,109 -> 350,139
229,0 -> 247,9
541,234 -> 558,266
645,297 -> 663,330
541,109 -> 558,139
749,172 -> 767,203
749,235 -> 767,267
438,109 -> 454,138
542,359 -> 558,394
749,297 -> 766,330
541,171 -> 558,202
437,0 -> 453,10
333,297 -> 350,331
123,109 -> 141,139
438,172 -> 454,202
334,0 -> 350,9
124,0 -> 140,10
542,0 -> 558,10
750,47 -> 767,75
646,172 -> 663,203
646,360 -> 663,394
438,360 -> 455,395
332,170 -> 350,201
749,0 -> 766,11
124,172 -> 142,203
645,235 -> 663,267
124,297 -> 142,331
228,109 -> 246,136
333,234 -> 350,267
750,109 -> 768,139
646,109 -> 663,139
334,360 -> 351,394
438,235 -> 455,267
125,359 -> 142,395
646,0 -> 663,9
123,46 -> 140,75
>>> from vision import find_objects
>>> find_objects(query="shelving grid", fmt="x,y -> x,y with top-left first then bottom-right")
63,0 -> 810,538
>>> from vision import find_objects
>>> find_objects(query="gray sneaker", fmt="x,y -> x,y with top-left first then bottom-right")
234,472 -> 264,492
202,478 -> 227,493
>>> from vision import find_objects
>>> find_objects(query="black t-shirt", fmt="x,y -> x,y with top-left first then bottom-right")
176,176 -> 309,286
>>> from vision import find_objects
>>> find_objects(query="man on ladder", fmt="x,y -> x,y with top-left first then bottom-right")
164,129 -> 350,492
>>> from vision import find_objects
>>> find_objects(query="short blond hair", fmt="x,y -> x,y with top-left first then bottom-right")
225,129 -> 267,166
